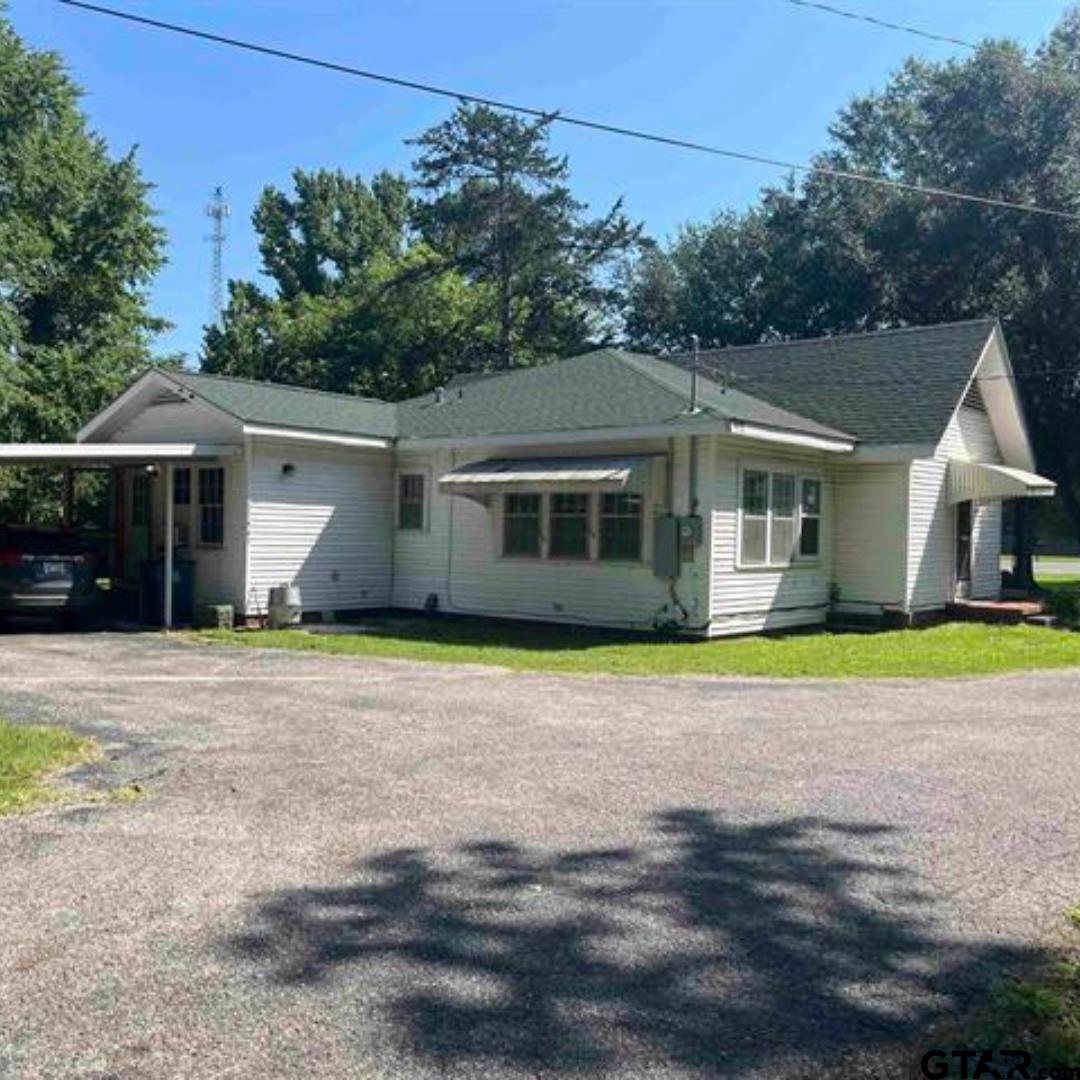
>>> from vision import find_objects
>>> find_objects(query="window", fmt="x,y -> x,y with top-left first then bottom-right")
799,478 -> 822,558
503,493 -> 541,556
549,493 -> 589,558
740,470 -> 769,565
740,468 -> 822,567
198,467 -> 225,546
770,473 -> 797,564
398,473 -> 425,530
132,474 -> 151,528
173,467 -> 190,506
599,493 -> 643,561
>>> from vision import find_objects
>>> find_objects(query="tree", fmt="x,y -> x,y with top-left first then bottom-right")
624,11 -> 1080,546
411,104 -> 641,368
253,168 -> 409,300
0,15 -> 165,521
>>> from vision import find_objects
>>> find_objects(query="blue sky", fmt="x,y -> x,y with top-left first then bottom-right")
11,0 -> 1067,362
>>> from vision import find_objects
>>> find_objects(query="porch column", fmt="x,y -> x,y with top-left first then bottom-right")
163,462 -> 174,630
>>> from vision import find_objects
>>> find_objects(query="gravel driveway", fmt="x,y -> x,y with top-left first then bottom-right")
0,632 -> 1078,1079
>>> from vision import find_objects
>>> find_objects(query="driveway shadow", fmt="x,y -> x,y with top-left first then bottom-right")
225,809 -> 1042,1075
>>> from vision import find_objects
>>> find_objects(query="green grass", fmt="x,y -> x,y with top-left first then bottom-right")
939,912 -> 1080,1073
194,616 -> 1080,679
0,720 -> 96,815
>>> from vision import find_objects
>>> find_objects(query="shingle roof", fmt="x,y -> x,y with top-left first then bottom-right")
673,319 -> 997,446
394,349 -> 850,441
163,369 -> 398,439
164,319 -> 997,448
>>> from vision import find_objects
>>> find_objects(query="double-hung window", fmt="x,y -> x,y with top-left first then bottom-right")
799,478 -> 822,558
198,467 -> 225,547
503,494 -> 542,557
740,468 -> 822,567
398,474 -> 426,530
599,493 -> 643,561
549,493 -> 589,558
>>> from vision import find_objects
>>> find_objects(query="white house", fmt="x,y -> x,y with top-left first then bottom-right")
0,318 -> 1055,634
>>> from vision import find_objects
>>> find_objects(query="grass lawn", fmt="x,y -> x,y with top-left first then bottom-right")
196,617 -> 1080,679
939,907 -> 1080,1074
0,720 -> 95,815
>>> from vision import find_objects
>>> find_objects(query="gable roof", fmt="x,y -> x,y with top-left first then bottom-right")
671,318 -> 997,447
113,319 -> 999,451
161,369 -> 398,439
395,349 -> 850,442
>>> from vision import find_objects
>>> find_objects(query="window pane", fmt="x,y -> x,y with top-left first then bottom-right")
742,470 -> 768,515
549,493 -> 588,558
772,473 -> 796,517
599,493 -> 642,560
741,517 -> 767,565
173,468 -> 190,506
770,516 -> 795,563
801,478 -> 821,515
398,474 -> 424,530
132,475 -> 151,527
799,516 -> 820,557
504,494 -> 541,556
198,468 -> 225,545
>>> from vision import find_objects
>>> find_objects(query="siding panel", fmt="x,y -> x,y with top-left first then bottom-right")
246,439 -> 393,615
708,441 -> 835,635
391,439 -> 703,630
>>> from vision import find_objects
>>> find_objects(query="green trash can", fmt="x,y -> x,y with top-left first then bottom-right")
139,557 -> 195,626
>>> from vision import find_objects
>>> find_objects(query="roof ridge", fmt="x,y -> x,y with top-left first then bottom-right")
683,317 -> 997,360
173,369 -> 390,407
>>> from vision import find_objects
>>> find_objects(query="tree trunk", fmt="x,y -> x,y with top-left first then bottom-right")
1012,499 -> 1036,591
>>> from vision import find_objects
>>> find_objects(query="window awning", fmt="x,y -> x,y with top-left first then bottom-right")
0,443 -> 239,466
948,460 -> 1056,504
438,454 -> 658,495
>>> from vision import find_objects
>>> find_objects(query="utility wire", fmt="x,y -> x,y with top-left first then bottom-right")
783,0 -> 977,51
57,0 -> 1080,225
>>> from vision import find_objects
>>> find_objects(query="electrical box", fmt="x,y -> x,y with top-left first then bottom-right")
680,515 -> 704,545
654,514 -> 681,579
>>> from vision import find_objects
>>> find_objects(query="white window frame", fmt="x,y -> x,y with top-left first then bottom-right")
396,471 -> 428,532
737,463 -> 823,570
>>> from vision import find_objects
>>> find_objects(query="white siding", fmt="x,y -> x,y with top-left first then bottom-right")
936,405 -> 1001,464
391,438 -> 703,631
971,501 -> 1002,600
907,459 -> 953,610
831,464 -> 908,614
111,397 -> 240,444
707,440 -> 834,635
246,438 -> 393,616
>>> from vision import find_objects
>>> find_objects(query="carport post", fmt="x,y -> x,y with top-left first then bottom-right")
163,462 -> 173,630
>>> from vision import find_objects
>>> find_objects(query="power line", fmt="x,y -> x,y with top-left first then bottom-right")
57,0 -> 1080,225
783,0 -> 977,51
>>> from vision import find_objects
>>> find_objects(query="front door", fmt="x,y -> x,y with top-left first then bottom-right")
955,500 -> 973,599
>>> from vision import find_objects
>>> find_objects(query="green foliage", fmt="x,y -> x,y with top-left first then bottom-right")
411,104 -> 641,367
0,14 -> 165,522
1042,580 -> 1080,627
195,620 -> 1080,679
204,105 -> 641,394
624,10 -> 1080,544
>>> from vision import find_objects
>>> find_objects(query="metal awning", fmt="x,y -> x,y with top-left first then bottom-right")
0,442 -> 239,465
948,461 -> 1056,504
438,454 -> 658,494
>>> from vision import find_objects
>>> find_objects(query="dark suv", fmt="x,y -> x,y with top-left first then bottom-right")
0,528 -> 97,626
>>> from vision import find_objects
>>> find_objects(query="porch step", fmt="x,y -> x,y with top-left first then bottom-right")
946,599 -> 1045,626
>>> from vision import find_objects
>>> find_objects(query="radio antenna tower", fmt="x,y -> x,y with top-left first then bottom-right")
205,186 -> 229,327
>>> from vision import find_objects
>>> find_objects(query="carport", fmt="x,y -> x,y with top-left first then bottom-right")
0,442 -> 238,628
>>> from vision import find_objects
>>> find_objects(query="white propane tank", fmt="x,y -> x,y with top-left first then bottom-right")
267,584 -> 302,629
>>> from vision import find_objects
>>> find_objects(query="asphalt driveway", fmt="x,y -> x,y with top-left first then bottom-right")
0,633 -> 1078,1079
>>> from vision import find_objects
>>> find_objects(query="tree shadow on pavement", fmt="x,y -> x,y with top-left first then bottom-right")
225,809 -> 1043,1076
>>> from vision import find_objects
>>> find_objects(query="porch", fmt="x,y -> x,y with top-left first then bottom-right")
0,442 -> 239,628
